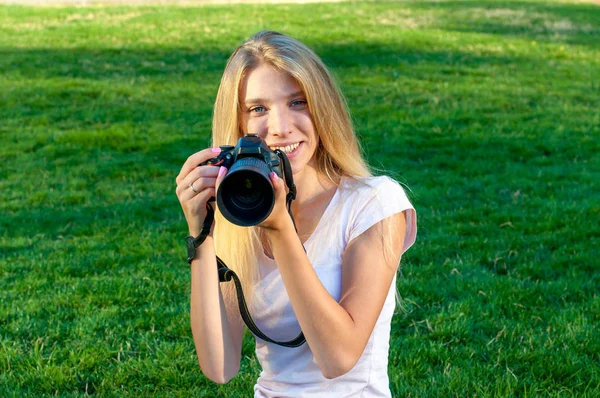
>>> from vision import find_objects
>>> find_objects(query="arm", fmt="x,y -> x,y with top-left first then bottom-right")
263,176 -> 407,378
189,237 -> 244,384
176,149 -> 244,384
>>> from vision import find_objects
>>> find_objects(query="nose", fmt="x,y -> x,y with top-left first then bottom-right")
267,106 -> 292,137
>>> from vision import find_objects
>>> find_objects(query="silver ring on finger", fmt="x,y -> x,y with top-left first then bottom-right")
189,182 -> 199,193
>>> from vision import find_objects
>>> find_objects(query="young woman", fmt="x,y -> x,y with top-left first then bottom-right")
175,31 -> 417,397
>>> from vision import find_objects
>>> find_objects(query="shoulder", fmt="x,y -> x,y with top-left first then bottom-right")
339,175 -> 411,206
340,174 -> 417,253
341,174 -> 404,190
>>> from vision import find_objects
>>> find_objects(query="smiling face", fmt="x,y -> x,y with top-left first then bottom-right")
239,63 -> 319,177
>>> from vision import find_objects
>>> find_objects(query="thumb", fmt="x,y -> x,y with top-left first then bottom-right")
270,171 -> 287,200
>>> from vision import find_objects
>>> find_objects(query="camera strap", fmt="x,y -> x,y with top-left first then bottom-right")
216,254 -> 306,347
275,148 -> 298,230
195,150 -> 306,348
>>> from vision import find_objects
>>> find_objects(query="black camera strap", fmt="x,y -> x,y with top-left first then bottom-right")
194,150 -> 305,348
274,148 -> 298,231
216,255 -> 305,347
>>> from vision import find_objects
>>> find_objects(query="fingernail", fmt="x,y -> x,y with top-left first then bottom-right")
270,172 -> 278,180
218,166 -> 227,178
211,147 -> 222,153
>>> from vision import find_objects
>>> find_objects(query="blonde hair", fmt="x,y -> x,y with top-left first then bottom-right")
211,31 -> 372,309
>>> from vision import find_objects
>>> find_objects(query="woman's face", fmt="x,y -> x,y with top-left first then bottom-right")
239,64 -> 318,176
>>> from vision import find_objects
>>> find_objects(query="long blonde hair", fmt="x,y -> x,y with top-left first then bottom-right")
211,31 -> 371,309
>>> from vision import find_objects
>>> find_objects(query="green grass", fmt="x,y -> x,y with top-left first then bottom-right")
1,0 -> 599,396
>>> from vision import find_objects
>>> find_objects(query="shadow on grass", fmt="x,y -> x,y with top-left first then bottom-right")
0,42 -> 581,127
409,0 -> 600,47
0,46 -> 231,81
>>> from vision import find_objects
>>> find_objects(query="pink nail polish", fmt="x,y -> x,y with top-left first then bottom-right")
211,147 -> 222,153
218,166 -> 227,178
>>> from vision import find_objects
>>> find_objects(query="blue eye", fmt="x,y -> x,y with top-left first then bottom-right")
249,106 -> 266,114
291,100 -> 308,108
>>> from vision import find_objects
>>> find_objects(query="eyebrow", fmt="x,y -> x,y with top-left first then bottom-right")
244,91 -> 306,106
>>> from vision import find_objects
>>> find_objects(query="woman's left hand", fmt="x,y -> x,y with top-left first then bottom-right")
258,172 -> 293,232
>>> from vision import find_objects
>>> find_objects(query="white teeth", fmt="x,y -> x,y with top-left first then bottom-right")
271,142 -> 300,154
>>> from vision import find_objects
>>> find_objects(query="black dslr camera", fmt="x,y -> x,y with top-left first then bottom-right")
200,134 -> 292,227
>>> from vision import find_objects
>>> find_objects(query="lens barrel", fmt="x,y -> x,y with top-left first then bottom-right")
216,157 -> 275,226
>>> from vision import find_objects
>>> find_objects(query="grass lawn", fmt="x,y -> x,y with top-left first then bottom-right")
1,0 -> 599,396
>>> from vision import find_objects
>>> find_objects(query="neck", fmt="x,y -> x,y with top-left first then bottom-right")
259,166 -> 339,247
289,166 -> 338,215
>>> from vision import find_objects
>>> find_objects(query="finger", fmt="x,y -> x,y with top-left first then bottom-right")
214,166 -> 229,191
179,178 -> 217,202
188,186 -> 216,209
176,166 -> 220,196
176,147 -> 222,185
269,172 -> 287,201
183,165 -> 220,187
183,186 -> 216,235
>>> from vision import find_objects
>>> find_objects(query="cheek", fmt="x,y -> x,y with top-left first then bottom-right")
244,118 -> 263,136
299,114 -> 316,137
308,126 -> 318,147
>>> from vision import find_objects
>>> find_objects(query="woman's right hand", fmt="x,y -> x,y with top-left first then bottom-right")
175,147 -> 227,237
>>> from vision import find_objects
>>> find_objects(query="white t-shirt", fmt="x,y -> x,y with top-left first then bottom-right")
251,175 -> 417,398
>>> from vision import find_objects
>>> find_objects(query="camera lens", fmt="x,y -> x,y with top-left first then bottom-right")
217,157 -> 275,226
230,175 -> 266,210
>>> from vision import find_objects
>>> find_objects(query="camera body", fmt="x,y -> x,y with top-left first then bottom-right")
203,134 -> 284,178
201,134 -> 286,226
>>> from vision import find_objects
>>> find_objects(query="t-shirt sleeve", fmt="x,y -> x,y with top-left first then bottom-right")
347,176 -> 417,254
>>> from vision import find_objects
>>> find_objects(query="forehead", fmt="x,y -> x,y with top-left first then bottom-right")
241,64 -> 303,100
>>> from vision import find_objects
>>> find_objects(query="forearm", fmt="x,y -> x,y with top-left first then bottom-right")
265,224 -> 362,378
189,236 -> 241,383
